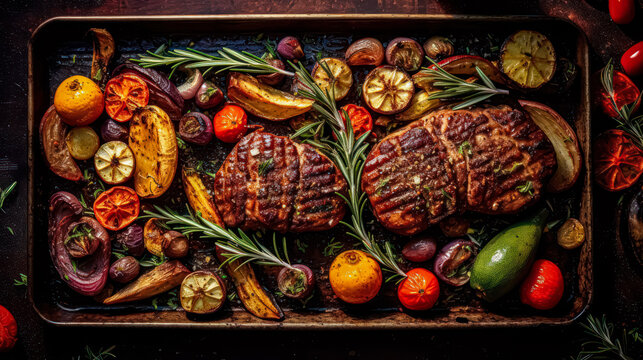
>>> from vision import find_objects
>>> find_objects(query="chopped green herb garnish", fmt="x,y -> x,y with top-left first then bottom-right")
441,188 -> 453,202
322,238 -> 343,257
458,141 -> 472,155
516,181 -> 534,196
13,273 -> 27,287
258,158 -> 274,176
6,226 -> 13,235
295,239 -> 308,253
0,180 -> 17,212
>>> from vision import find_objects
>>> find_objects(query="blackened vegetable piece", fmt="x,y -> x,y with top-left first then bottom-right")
178,112 -> 213,145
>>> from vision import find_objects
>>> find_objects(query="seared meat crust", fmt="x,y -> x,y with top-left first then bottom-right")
214,131 -> 347,233
363,106 -> 556,235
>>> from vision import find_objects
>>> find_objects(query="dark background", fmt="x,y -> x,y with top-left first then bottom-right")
1,1 -> 642,359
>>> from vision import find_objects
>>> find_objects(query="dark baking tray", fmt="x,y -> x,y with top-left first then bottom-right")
28,14 -> 592,329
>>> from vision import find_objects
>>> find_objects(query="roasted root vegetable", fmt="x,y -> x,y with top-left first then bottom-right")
143,218 -> 166,257
88,28 -> 115,88
128,105 -> 178,198
433,240 -> 477,286
181,167 -> 225,227
311,58 -> 353,101
345,37 -> 384,66
393,90 -> 442,121
423,36 -> 454,60
40,105 -> 82,181
385,37 -> 424,72
215,250 -> 284,320
109,256 -> 140,283
103,260 -> 191,305
277,264 -> 315,299
277,36 -> 304,60
227,72 -> 314,121
177,68 -> 204,100
180,270 -> 226,314
48,192 -> 110,296
143,218 -> 188,258
179,112 -> 214,145
195,81 -> 224,109
115,224 -> 145,257
101,119 -> 129,143
519,100 -> 581,192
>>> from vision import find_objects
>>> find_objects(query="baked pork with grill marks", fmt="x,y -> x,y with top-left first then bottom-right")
362,105 -> 556,236
214,131 -> 347,233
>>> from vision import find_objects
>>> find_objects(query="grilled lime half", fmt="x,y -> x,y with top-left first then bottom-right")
500,30 -> 556,89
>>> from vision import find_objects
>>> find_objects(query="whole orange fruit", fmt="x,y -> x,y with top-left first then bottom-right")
54,75 -> 104,126
329,250 -> 382,304
520,259 -> 564,310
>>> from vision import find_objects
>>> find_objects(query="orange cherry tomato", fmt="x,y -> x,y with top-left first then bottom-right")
520,259 -> 564,310
594,129 -> 643,191
397,268 -> 440,311
597,70 -> 640,118
214,104 -> 248,143
104,74 -> 149,122
0,305 -> 17,352
339,104 -> 373,138
93,186 -> 140,231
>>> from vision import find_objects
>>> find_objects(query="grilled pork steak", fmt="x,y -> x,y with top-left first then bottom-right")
214,131 -> 347,233
362,106 -> 556,235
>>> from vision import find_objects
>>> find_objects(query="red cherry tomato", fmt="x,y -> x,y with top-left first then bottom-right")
520,259 -> 564,310
609,0 -> 636,24
93,186 -> 140,231
597,70 -> 640,118
0,305 -> 18,352
397,268 -> 440,311
214,104 -> 248,143
104,74 -> 149,122
593,129 -> 643,191
621,41 -> 643,77
339,104 -> 373,139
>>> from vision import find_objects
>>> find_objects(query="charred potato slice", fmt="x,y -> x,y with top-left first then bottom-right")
128,105 -> 178,198
227,72 -> 314,121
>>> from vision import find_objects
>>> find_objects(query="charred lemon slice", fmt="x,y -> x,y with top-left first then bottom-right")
363,65 -> 415,114
180,270 -> 226,314
94,141 -> 135,185
311,58 -> 353,101
500,30 -> 556,89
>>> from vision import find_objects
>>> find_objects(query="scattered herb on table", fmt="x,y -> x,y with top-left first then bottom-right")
322,238 -> 343,257
258,158 -> 274,176
0,181 -> 17,212
295,239 -> 308,253
76,345 -> 116,360
13,273 -> 27,287
6,226 -> 13,235
572,314 -> 641,360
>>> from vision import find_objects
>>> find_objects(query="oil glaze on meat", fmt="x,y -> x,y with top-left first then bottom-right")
362,106 -> 556,236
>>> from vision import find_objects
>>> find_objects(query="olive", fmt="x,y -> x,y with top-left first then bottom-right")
162,231 -> 189,258
402,236 -> 437,263
109,256 -> 140,284
115,224 -> 145,257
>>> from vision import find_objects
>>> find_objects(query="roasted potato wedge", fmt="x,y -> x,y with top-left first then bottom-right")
88,28 -> 115,88
182,167 -> 224,227
129,105 -> 178,198
143,218 -> 165,257
227,72 -> 314,121
103,260 -> 190,305
39,105 -> 83,181
394,90 -> 443,121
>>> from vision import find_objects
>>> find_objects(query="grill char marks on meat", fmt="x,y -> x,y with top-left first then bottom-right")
363,106 -> 556,235
214,131 -> 347,233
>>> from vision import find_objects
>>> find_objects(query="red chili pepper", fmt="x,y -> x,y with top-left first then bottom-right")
621,41 -> 643,77
0,305 -> 18,352
609,0 -> 636,25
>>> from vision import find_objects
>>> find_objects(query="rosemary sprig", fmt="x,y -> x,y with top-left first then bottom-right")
573,314 -> 640,360
0,180 -> 17,212
289,61 -> 407,279
600,59 -> 643,149
416,57 -> 509,110
75,345 -> 116,360
143,205 -> 297,272
133,47 -> 294,78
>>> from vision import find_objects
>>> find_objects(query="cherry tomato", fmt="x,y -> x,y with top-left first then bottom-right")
397,268 -> 440,311
93,186 -> 140,231
593,129 -> 643,191
214,104 -> 248,143
609,0 -> 635,25
520,259 -> 564,310
621,41 -> 643,77
339,104 -> 373,139
104,74 -> 150,122
597,70 -> 640,118
0,305 -> 17,352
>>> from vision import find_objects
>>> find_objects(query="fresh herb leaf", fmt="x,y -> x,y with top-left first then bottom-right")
0,180 -> 17,212
441,188 -> 453,202
376,177 -> 390,195
458,141 -> 472,155
13,273 -> 27,287
258,158 -> 274,176
573,314 -> 638,360
322,238 -> 343,257
516,181 -> 534,196
6,226 -> 13,235
295,239 -> 308,253
80,345 -> 116,360
151,297 -> 159,310
176,136 -> 187,150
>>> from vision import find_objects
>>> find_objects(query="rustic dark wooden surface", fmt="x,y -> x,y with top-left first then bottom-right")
1,1 -> 642,359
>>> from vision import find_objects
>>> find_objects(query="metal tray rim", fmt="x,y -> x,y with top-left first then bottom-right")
27,13 -> 593,329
